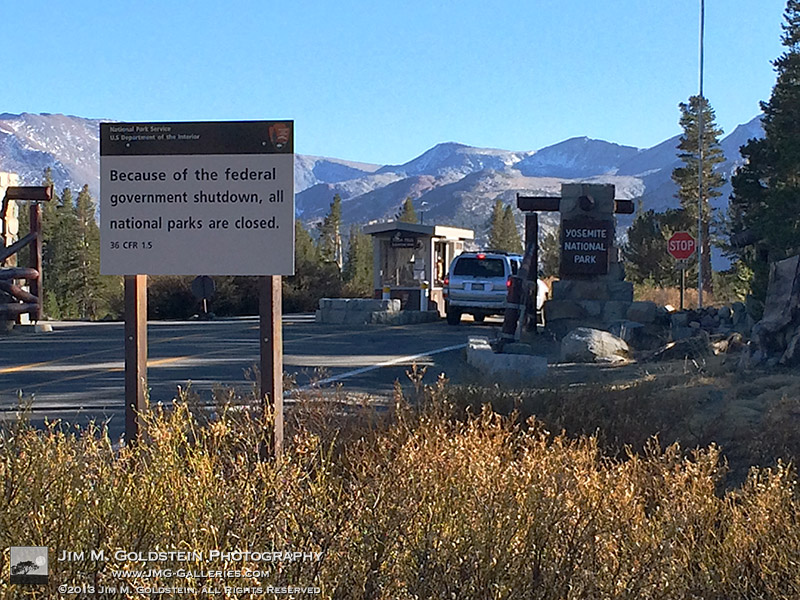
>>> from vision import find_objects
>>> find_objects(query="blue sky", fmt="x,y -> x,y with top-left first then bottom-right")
4,1 -> 787,165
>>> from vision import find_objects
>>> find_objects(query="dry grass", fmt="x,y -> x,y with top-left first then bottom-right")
450,357 -> 800,487
2,378 -> 800,599
634,284 -> 719,309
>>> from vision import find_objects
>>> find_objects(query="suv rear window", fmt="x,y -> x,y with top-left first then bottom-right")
453,258 -> 505,278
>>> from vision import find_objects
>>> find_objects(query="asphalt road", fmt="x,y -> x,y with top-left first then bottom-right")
0,314 -> 501,439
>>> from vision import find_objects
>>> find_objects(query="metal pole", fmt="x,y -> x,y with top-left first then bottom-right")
697,0 -> 705,307
680,266 -> 685,311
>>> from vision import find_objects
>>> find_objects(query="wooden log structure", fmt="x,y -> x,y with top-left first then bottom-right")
0,302 -> 39,315
0,267 -> 39,280
0,280 -> 39,304
0,232 -> 37,264
4,186 -> 53,202
1,185 -> 52,323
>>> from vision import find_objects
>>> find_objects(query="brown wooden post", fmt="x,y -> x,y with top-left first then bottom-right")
524,212 -> 539,331
259,275 -> 284,458
28,202 -> 43,321
499,239 -> 537,347
124,275 -> 148,442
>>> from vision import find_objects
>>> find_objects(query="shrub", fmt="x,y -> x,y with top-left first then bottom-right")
146,276 -> 198,320
2,383 -> 800,598
634,282 -> 718,309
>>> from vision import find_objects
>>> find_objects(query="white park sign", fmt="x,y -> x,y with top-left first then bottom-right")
100,121 -> 294,275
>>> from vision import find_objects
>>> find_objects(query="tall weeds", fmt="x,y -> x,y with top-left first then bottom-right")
1,382 -> 799,599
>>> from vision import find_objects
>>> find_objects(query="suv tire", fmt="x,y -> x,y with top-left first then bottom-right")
446,307 -> 462,325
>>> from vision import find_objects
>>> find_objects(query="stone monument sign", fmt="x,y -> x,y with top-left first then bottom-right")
521,183 -> 634,339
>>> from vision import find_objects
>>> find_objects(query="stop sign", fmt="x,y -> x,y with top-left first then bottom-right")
668,231 -> 696,260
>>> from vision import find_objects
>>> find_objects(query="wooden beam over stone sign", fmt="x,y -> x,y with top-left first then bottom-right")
99,121 -> 295,276
517,194 -> 635,215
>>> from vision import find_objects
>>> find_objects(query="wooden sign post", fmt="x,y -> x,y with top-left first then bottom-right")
124,275 -> 147,440
259,275 -> 283,457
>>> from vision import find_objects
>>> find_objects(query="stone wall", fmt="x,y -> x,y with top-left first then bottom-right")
545,296 -> 757,353
315,298 -> 441,325
545,277 -> 635,339
316,298 -> 401,324
669,302 -> 754,341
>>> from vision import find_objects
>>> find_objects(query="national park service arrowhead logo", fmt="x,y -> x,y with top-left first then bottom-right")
269,122 -> 292,150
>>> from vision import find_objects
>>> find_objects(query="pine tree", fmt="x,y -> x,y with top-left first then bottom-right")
342,225 -> 374,297
41,167 -> 58,242
396,197 -> 418,223
671,95 -> 726,295
284,220 -> 342,311
488,200 -> 522,253
73,185 -> 103,318
318,194 -> 343,269
624,208 -> 689,286
295,218 -> 318,267
45,188 -> 82,318
488,199 -> 505,250
501,205 -> 522,254
14,168 -> 56,267
729,0 -> 800,301
539,230 -> 560,277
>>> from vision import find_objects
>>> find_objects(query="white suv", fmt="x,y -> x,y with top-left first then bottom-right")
443,251 -> 548,325
444,251 -> 550,325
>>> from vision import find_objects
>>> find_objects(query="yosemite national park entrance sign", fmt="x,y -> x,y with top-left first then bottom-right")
560,219 -> 613,276
100,121 -> 294,452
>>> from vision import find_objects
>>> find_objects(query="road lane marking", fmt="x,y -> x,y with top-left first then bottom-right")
0,361 -> 54,375
0,319 -> 448,375
0,331 -> 211,375
295,342 -> 467,390
1,321 -> 468,400
0,356 -> 194,395
147,356 -> 190,367
0,325 -> 374,375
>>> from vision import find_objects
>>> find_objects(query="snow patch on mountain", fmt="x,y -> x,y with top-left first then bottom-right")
294,155 -> 381,192
515,137 -> 641,179
296,172 -> 408,219
0,113 -> 100,195
378,142 -> 534,179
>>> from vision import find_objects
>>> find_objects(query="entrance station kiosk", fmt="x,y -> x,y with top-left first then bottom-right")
363,221 -> 474,315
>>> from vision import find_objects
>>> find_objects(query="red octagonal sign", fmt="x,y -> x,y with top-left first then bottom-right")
668,231 -> 696,260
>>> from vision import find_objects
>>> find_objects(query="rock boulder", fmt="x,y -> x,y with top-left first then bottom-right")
560,327 -> 631,364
